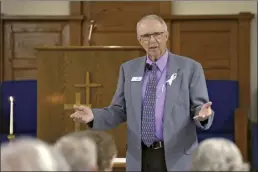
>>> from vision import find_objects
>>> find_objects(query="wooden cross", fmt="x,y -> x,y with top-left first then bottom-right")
74,72 -> 102,106
64,72 -> 102,132
64,93 -> 90,132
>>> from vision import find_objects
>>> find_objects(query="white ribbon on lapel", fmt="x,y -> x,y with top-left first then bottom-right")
166,73 -> 177,86
162,72 -> 178,92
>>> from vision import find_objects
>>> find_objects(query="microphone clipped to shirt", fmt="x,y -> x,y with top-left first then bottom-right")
145,58 -> 158,71
145,63 -> 153,71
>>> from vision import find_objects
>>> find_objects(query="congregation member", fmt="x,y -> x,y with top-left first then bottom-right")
1,137 -> 70,171
66,130 -> 117,171
191,138 -> 250,171
54,132 -> 98,171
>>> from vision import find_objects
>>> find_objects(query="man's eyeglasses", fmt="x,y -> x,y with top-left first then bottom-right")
140,32 -> 164,41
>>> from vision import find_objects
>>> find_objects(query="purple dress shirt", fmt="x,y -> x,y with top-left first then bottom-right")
142,50 -> 168,140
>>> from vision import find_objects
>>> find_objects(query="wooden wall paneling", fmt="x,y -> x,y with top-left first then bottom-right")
70,1 -> 172,46
165,20 -> 171,48
70,1 -> 84,45
0,13 -> 3,82
229,22 -> 238,80
2,16 -> 83,81
3,23 -> 12,80
171,19 -> 238,80
170,22 -> 181,54
80,1 -> 171,46
237,13 -> 253,108
0,2 -> 2,82
169,13 -> 254,161
0,1 -> 3,82
69,19 -> 83,46
235,12 -> 254,161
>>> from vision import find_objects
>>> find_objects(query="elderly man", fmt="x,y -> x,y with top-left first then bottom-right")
1,137 -> 70,171
54,133 -> 98,171
70,14 -> 214,171
65,130 -> 117,171
191,138 -> 250,171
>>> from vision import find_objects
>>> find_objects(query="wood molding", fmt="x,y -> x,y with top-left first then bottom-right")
2,15 -> 83,21
237,12 -> 253,109
235,108 -> 249,161
35,45 -> 142,51
70,1 -> 83,16
0,4 -> 3,82
70,1 -> 83,45
237,12 -> 253,161
165,12 -> 254,21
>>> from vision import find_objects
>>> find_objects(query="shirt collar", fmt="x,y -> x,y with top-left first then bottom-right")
146,49 -> 168,72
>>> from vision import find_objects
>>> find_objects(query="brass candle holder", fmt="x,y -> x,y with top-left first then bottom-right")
7,134 -> 15,142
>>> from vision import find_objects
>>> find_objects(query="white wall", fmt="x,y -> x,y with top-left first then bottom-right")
1,0 -> 69,15
1,0 -> 257,122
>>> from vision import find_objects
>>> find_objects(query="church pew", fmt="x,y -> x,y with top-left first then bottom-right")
197,80 -> 252,163
0,80 -> 241,143
0,80 -> 37,143
197,80 -> 239,142
0,80 -> 245,150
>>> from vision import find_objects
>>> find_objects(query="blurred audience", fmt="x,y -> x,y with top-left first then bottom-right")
191,138 -> 250,171
1,132 -> 251,172
1,137 -> 70,171
67,130 -> 118,171
54,132 -> 98,171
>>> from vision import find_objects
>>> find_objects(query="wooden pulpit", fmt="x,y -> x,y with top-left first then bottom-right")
36,46 -> 144,169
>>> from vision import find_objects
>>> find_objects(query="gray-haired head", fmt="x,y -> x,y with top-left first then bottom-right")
136,14 -> 168,38
191,138 -> 250,171
136,14 -> 169,62
54,133 -> 97,171
1,137 -> 70,171
67,130 -> 117,171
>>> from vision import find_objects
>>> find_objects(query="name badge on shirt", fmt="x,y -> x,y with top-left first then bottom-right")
131,77 -> 142,82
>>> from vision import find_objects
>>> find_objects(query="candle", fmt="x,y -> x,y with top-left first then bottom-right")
9,96 -> 14,135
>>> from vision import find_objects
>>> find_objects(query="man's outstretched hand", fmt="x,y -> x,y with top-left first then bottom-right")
193,102 -> 212,121
70,105 -> 94,123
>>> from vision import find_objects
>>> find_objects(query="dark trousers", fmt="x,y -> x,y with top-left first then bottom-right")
142,145 -> 167,172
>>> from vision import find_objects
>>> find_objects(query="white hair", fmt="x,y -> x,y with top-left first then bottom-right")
54,135 -> 97,171
1,137 -> 70,171
191,138 -> 250,171
136,14 -> 168,36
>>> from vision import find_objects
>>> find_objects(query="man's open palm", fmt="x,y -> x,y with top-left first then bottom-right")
193,102 -> 212,121
70,105 -> 94,123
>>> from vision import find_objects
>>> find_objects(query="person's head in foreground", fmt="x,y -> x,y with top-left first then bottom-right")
136,14 -> 169,61
54,133 -> 98,171
1,137 -> 70,171
67,130 -> 118,171
191,138 -> 250,171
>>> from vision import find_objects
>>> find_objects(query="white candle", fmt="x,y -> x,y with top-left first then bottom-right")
9,96 -> 14,135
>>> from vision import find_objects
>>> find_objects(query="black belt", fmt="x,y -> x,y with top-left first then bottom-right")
142,141 -> 164,149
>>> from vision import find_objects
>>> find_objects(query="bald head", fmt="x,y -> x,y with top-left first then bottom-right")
1,137 -> 70,171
